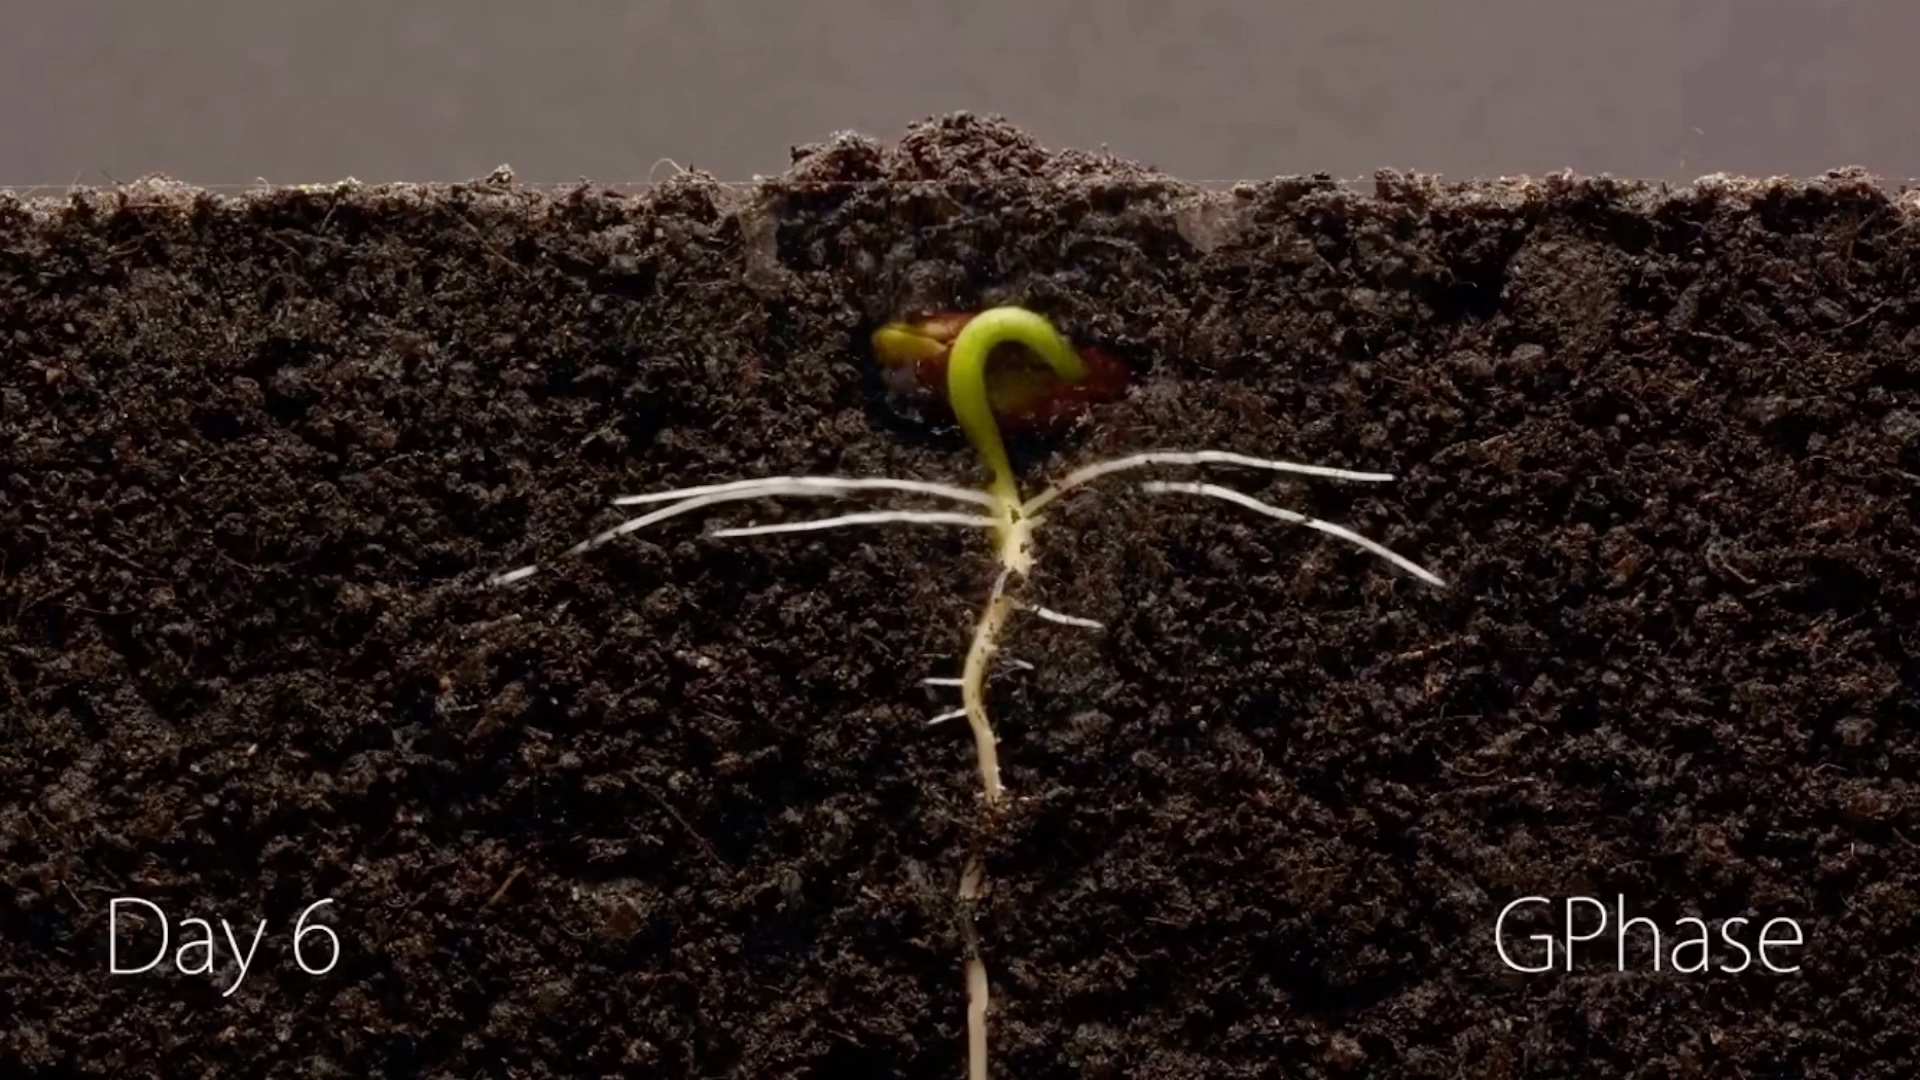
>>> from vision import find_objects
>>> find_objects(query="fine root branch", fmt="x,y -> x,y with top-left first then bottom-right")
1139,480 -> 1445,586
1024,448 -> 1399,515
711,510 -> 995,537
486,475 -> 994,586
1025,604 -> 1105,630
611,475 -> 994,508
924,659 -> 1033,689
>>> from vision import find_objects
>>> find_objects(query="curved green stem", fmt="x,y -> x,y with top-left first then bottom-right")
945,307 -> 1089,529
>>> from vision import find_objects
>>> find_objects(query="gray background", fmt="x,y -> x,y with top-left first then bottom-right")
4,0 -> 1917,188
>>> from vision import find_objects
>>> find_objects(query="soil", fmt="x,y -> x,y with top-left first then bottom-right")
3,115 -> 1918,1078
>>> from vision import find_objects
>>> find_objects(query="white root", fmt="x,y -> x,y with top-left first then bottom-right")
487,476 -> 994,586
960,858 -> 990,1080
612,475 -> 994,508
711,510 -> 995,538
924,659 -> 1031,690
1138,480 -> 1445,586
488,564 -> 543,586
1025,604 -> 1105,630
965,953 -> 991,1080
960,568 -> 1018,804
1025,449 -> 1399,515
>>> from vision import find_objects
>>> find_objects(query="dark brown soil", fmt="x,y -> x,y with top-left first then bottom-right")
4,115 -> 1918,1078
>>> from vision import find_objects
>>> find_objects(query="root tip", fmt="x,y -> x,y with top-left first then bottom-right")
488,565 -> 540,587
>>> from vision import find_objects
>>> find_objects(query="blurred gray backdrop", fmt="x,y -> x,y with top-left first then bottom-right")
4,0 -> 1916,187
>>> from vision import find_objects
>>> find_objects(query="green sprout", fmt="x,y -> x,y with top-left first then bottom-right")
489,304 -> 1445,1079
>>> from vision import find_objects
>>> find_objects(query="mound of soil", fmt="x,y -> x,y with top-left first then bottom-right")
3,115 -> 1917,1077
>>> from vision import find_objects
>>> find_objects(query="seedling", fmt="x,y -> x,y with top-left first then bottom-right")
488,306 -> 1444,1078
493,306 -> 1441,802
